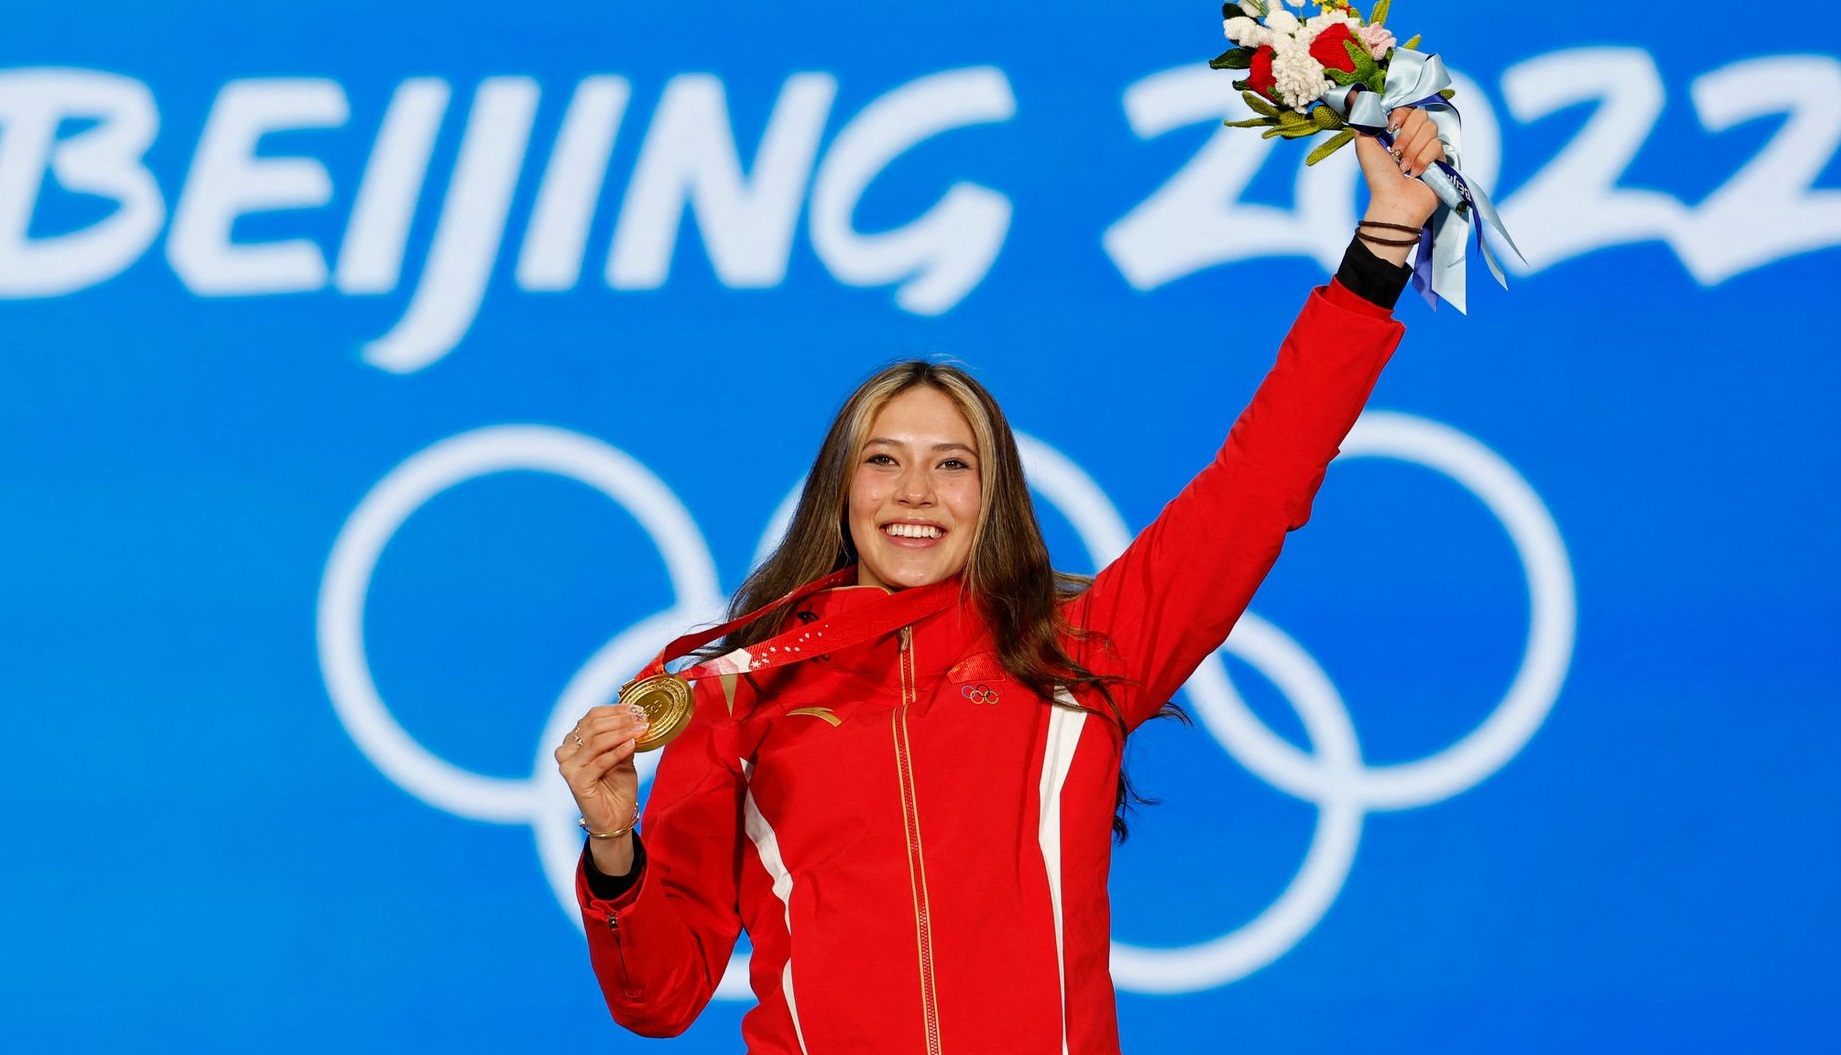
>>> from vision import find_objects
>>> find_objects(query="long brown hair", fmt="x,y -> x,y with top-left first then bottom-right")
721,360 -> 1173,839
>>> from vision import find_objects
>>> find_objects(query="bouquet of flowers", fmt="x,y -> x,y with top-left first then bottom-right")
1212,0 -> 1428,167
1210,0 -> 1523,311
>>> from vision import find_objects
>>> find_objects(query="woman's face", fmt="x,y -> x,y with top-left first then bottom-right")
847,386 -> 983,591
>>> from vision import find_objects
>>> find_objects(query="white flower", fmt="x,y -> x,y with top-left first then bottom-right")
1267,9 -> 1301,34
1236,1 -> 1267,17
1271,34 -> 1330,110
1223,17 -> 1273,46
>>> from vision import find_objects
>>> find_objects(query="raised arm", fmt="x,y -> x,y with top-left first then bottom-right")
1063,109 -> 1443,728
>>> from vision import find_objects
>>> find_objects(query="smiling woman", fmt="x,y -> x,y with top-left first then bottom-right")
552,114 -> 1439,1054
850,386 -> 985,591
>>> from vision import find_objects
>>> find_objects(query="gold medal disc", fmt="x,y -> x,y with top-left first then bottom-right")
621,673 -> 694,752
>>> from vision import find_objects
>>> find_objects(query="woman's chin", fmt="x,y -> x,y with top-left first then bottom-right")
859,557 -> 964,591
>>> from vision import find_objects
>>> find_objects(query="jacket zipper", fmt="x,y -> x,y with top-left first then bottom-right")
893,625 -> 943,1055
606,912 -> 642,999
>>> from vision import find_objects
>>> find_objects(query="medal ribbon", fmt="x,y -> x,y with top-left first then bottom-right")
631,567 -> 962,686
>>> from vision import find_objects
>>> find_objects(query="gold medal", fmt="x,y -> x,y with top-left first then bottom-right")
620,673 -> 694,752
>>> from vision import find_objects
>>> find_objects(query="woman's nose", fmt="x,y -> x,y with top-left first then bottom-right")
896,468 -> 932,505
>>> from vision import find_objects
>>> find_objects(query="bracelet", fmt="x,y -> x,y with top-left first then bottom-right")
579,807 -> 640,840
1358,219 -> 1423,234
1356,229 -> 1421,247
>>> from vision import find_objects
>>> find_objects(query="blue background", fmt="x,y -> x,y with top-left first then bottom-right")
4,1 -> 1836,1051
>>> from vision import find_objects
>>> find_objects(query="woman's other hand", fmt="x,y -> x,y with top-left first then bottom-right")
555,702 -> 650,877
1353,106 -> 1445,264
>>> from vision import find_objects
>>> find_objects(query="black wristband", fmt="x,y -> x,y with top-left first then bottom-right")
583,832 -> 647,901
1336,234 -> 1414,310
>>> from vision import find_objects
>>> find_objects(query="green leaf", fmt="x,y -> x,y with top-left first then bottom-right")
1223,116 -> 1277,128
1310,105 -> 1344,130
1402,33 -> 1421,50
1305,129 -> 1356,165
1439,87 -> 1456,100
1240,90 -> 1280,117
1371,0 -> 1391,26
1210,47 -> 1255,71
1345,39 -> 1378,80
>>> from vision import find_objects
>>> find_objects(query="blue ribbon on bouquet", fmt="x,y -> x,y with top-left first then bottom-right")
1318,49 -> 1525,313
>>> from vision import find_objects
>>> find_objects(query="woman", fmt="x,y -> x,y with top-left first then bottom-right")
555,111 -> 1449,1054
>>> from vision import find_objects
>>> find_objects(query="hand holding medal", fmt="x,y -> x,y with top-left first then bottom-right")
556,699 -> 649,870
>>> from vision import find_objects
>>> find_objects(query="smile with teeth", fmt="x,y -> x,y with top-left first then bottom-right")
882,523 -> 945,539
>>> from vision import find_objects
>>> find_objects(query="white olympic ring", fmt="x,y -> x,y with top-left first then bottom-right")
318,425 -> 724,822
317,413 -> 1574,999
1100,412 -> 1577,990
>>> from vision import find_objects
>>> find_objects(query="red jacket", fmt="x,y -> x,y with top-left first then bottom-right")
577,281 -> 1403,1054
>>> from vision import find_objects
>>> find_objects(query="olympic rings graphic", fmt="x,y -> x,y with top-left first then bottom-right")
961,684 -> 1001,705
317,413 -> 1574,999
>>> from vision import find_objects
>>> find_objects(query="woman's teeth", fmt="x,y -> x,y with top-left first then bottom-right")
883,523 -> 943,539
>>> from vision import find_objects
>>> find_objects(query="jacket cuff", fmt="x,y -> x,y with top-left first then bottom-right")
580,834 -> 647,906
1333,235 -> 1413,312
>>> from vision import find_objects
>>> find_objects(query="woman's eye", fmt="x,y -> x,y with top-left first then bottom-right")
866,453 -> 896,466
940,459 -> 970,470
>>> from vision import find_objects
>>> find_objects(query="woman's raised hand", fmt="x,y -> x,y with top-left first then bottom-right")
1353,106 -> 1446,261
555,702 -> 650,876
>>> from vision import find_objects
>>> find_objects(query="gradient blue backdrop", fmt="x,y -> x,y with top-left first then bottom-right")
4,1 -> 1836,1051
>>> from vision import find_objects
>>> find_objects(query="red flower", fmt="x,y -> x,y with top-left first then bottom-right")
1309,23 -> 1365,74
1246,45 -> 1279,98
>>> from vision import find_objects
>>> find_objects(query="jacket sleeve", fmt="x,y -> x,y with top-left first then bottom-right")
1063,279 -> 1403,730
575,685 -> 746,1037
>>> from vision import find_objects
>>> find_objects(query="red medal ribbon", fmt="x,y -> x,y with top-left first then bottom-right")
632,567 -> 961,685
